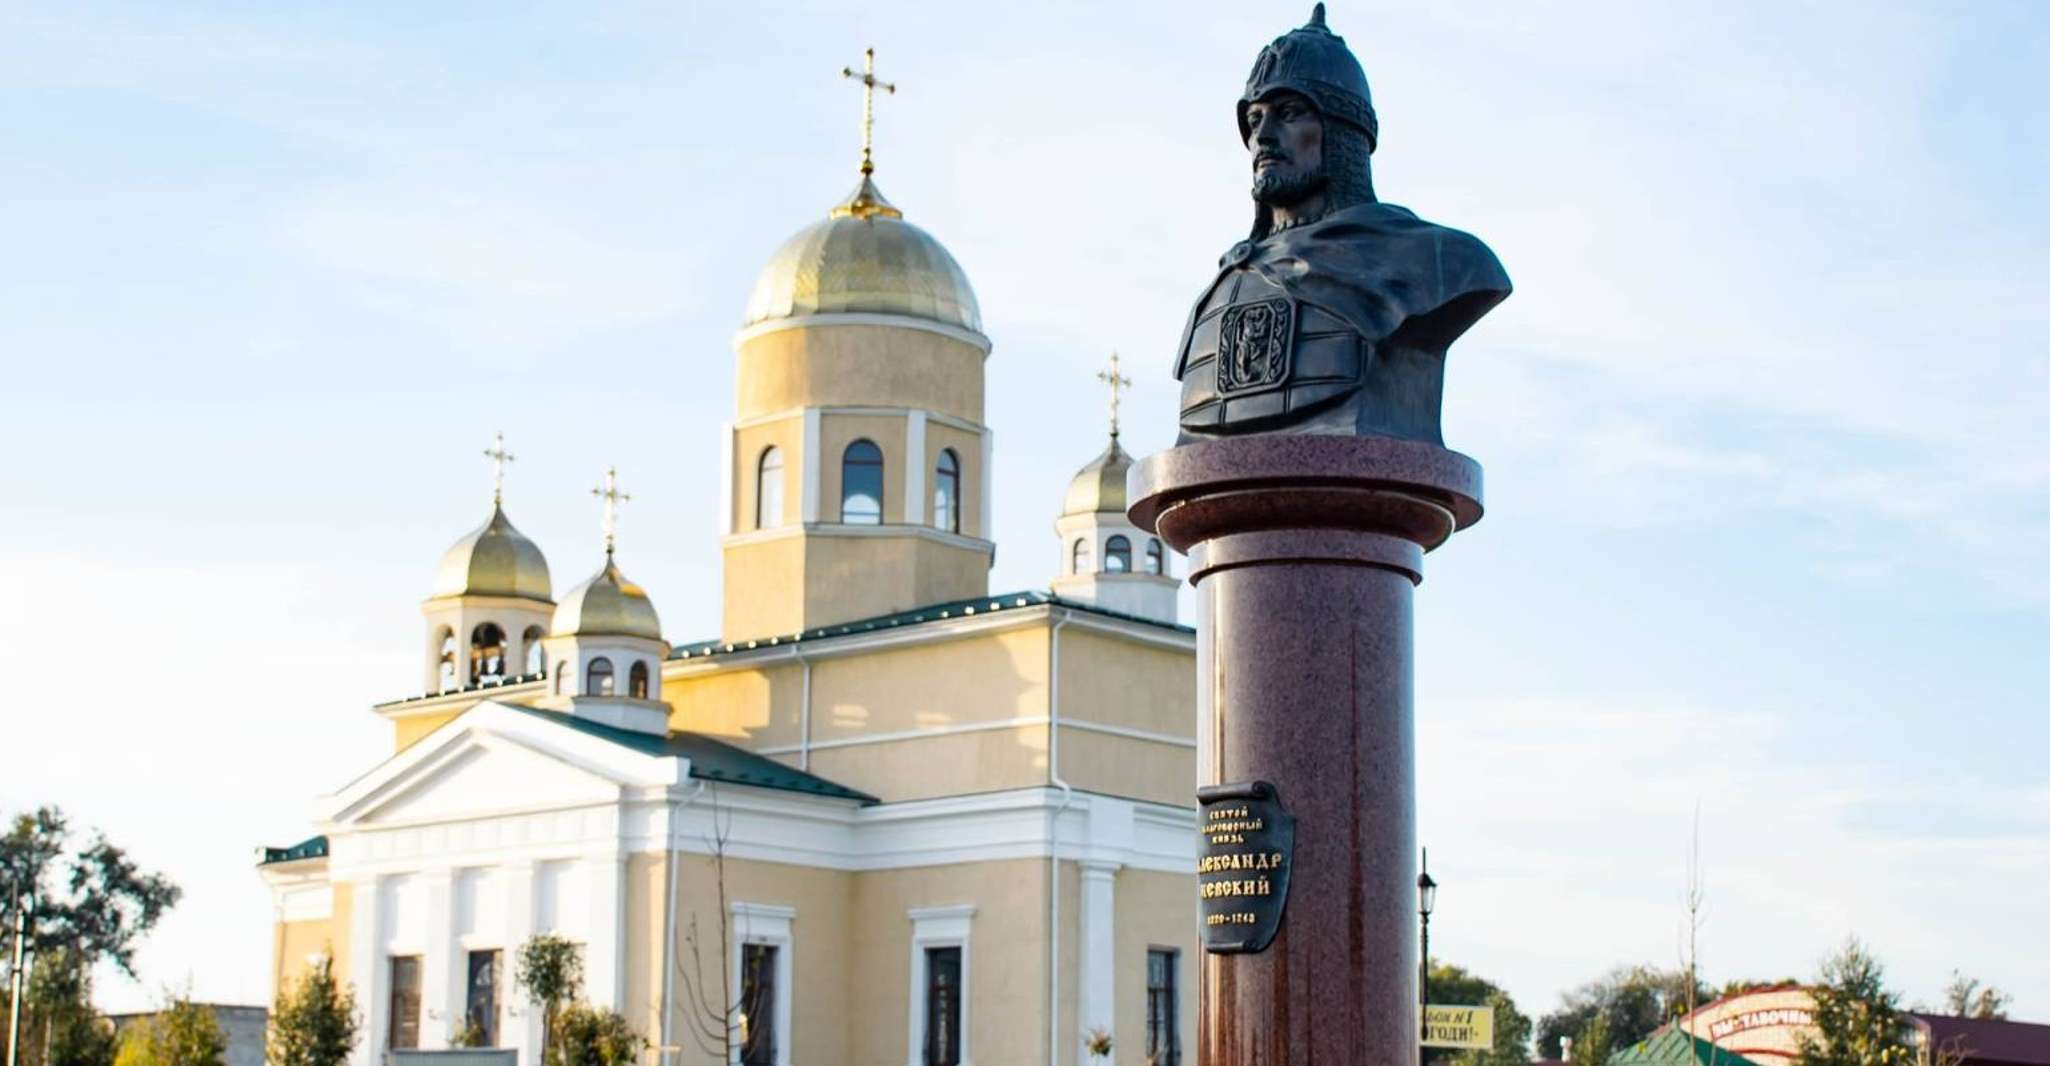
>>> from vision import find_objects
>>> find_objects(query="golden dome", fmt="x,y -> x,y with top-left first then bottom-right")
551,557 -> 663,641
1063,437 -> 1134,516
743,176 -> 982,334
431,505 -> 552,602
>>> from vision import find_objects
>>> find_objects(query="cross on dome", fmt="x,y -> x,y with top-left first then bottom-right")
592,466 -> 632,558
1097,352 -> 1132,439
483,431 -> 515,506
841,47 -> 896,177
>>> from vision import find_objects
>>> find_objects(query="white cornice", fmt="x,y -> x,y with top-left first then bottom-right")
718,522 -> 994,554
733,313 -> 993,356
667,601 -> 1192,675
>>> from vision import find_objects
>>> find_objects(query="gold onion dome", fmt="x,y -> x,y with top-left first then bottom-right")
550,558 -> 663,641
1063,436 -> 1135,517
742,175 -> 983,333
430,505 -> 552,602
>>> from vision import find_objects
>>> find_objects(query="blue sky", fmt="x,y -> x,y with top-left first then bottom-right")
2,0 -> 2045,1026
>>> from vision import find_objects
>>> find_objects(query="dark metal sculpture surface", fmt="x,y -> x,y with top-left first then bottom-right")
1173,3 -> 1513,446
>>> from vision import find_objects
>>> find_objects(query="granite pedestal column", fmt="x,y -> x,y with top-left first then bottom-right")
1129,433 -> 1482,1066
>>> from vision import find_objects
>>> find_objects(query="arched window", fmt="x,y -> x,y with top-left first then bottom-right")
522,626 -> 545,677
756,446 -> 784,530
933,449 -> 961,533
1145,538 -> 1165,575
1072,538 -> 1093,575
629,661 -> 650,699
437,630 -> 459,693
554,661 -> 570,696
470,623 -> 507,684
585,656 -> 615,697
1105,535 -> 1132,573
841,440 -> 883,525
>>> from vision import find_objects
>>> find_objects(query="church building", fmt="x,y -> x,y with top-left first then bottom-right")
258,107 -> 1200,1066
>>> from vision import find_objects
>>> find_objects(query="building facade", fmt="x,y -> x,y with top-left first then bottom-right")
259,158 -> 1199,1066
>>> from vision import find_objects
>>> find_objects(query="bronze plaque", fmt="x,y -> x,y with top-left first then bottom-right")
1197,780 -> 1295,953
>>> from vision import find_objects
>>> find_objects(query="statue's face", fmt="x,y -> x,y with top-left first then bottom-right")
1245,91 -> 1325,207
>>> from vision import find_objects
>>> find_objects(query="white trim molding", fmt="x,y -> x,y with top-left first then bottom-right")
906,905 -> 975,1066
733,312 -> 993,356
729,903 -> 796,1066
904,409 -> 928,527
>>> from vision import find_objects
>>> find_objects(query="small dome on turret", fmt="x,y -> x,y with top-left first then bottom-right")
550,558 -> 662,641
430,506 -> 553,602
1063,437 -> 1135,517
742,175 -> 982,334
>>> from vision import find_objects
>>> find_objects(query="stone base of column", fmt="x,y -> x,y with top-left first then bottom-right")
1129,434 -> 1482,1066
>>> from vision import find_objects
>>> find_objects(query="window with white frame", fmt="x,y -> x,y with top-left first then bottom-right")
906,905 -> 974,1066
729,903 -> 794,1066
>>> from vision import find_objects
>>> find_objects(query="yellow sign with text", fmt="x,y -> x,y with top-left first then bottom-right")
1422,1005 -> 1494,1050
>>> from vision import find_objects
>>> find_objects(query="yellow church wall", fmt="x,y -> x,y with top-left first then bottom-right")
807,725 -> 1049,803
270,917 -> 337,997
730,416 -> 804,534
849,859 -> 1051,1066
799,534 -> 989,636
1113,869 -> 1200,1065
737,325 -> 985,425
1056,627 -> 1194,738
393,711 -> 462,752
662,853 -> 855,1066
818,412 -> 910,524
664,661 -> 803,747
811,627 -> 1047,740
719,533 -> 808,640
1054,730 -> 1194,809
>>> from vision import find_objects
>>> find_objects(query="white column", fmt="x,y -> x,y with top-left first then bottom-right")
978,429 -> 995,541
904,409 -> 928,526
800,408 -> 822,523
1079,861 -> 1119,1065
719,421 -> 736,536
421,869 -> 456,1048
587,855 -> 628,1009
504,862 -> 541,1063
348,877 -> 383,1066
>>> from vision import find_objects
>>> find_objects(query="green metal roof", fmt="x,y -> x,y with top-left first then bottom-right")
501,705 -> 877,805
258,835 -> 329,866
671,589 -> 1193,660
1609,1028 -> 1769,1066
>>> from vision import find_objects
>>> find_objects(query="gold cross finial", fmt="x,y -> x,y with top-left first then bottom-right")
483,431 -> 515,506
841,48 -> 896,176
1096,352 -> 1132,439
592,466 -> 632,558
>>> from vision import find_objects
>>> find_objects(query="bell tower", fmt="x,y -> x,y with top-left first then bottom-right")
421,434 -> 554,695
1051,355 -> 1178,624
719,52 -> 993,642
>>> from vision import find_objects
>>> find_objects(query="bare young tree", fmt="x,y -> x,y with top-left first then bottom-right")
671,787 -> 774,1066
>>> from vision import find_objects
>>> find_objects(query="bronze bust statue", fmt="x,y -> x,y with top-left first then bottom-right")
1174,3 -> 1512,446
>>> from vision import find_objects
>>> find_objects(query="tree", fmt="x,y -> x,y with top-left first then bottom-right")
1568,1012 -> 1611,1066
516,934 -> 584,1063
268,955 -> 359,1066
1422,962 -> 1531,1066
1536,966 -> 1709,1059
1793,939 -> 1915,1066
112,997 -> 226,1066
1940,971 -> 2011,1020
544,1004 -> 646,1066
2,949 -> 118,1066
1,808 -> 181,980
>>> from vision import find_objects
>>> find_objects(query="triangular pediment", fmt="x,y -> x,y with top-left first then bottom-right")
319,701 -> 690,827
357,736 -> 620,825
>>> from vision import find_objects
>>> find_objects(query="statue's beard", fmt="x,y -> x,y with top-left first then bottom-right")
1251,166 -> 1326,208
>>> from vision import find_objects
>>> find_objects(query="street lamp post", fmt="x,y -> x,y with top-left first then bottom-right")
6,885 -> 28,1066
1417,850 -> 1438,1066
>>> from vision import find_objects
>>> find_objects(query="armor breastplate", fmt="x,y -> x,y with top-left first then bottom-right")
1176,265 -> 1365,433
